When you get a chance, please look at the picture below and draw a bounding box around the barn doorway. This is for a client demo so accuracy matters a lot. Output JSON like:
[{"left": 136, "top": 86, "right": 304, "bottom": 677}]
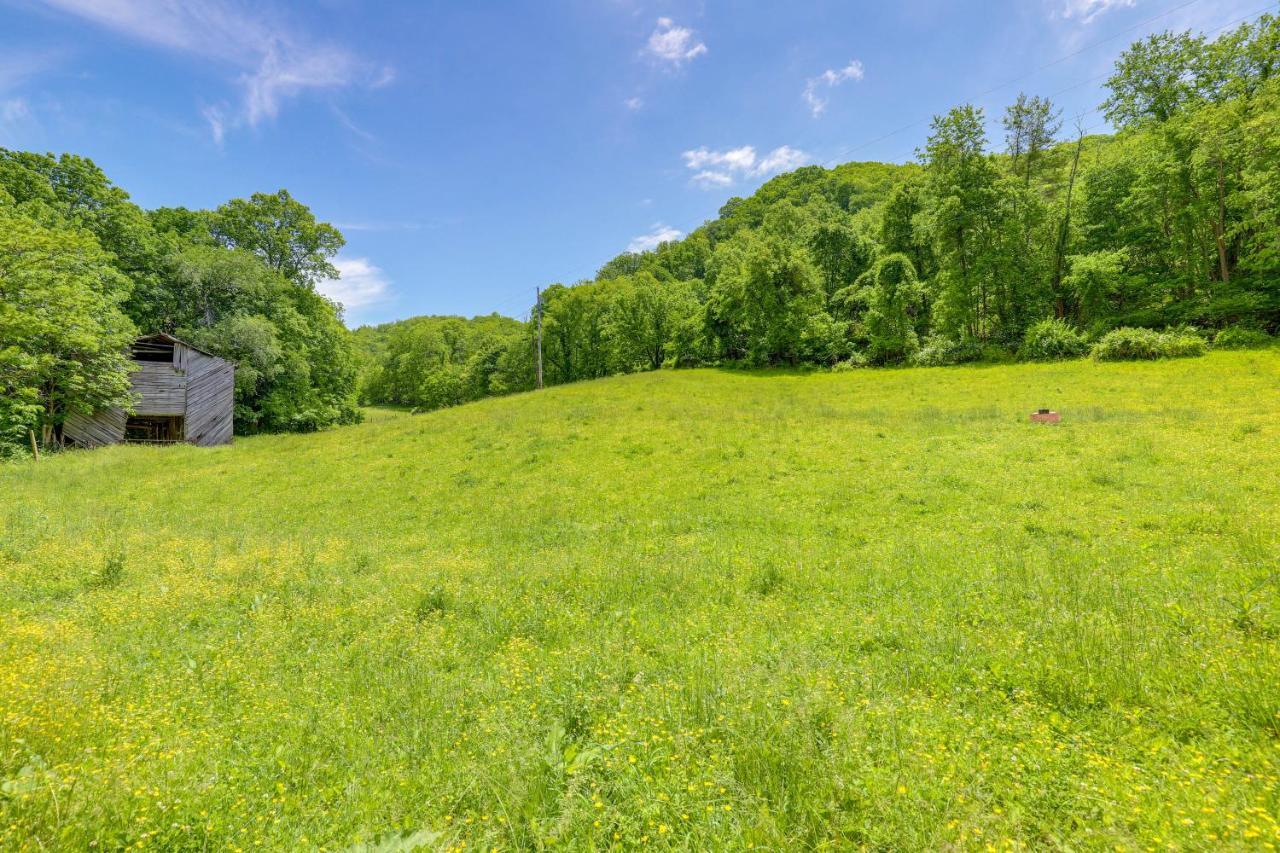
[{"left": 125, "top": 415, "right": 185, "bottom": 443}]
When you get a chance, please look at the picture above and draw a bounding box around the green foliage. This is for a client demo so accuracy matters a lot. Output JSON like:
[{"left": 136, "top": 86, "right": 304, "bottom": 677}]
[
  {"left": 352, "top": 16, "right": 1280, "bottom": 403},
  {"left": 8, "top": 15, "right": 1280, "bottom": 442},
  {"left": 909, "top": 334, "right": 982, "bottom": 367},
  {"left": 1018, "top": 318, "right": 1090, "bottom": 361},
  {"left": 864, "top": 254, "right": 924, "bottom": 363},
  {"left": 1213, "top": 326, "right": 1273, "bottom": 349},
  {"left": 0, "top": 197, "right": 136, "bottom": 452},
  {"left": 1091, "top": 326, "right": 1208, "bottom": 361},
  {"left": 211, "top": 189, "right": 345, "bottom": 285},
  {"left": 356, "top": 314, "right": 529, "bottom": 411},
  {"left": 0, "top": 151, "right": 360, "bottom": 441},
  {"left": 706, "top": 228, "right": 824, "bottom": 365},
  {"left": 1063, "top": 250, "right": 1128, "bottom": 328}
]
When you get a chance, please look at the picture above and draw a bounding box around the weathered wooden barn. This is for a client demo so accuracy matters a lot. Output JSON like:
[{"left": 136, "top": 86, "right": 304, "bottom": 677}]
[{"left": 64, "top": 334, "right": 235, "bottom": 448}]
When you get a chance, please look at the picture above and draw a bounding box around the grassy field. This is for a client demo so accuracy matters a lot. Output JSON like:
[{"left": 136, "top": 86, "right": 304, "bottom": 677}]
[{"left": 2, "top": 351, "right": 1279, "bottom": 850}]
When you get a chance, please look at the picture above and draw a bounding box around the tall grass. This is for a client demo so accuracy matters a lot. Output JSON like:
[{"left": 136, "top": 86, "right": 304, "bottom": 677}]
[{"left": 1, "top": 351, "right": 1278, "bottom": 848}]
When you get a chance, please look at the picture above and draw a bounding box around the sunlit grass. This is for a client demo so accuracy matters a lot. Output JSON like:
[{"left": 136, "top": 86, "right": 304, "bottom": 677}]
[{"left": 2, "top": 351, "right": 1279, "bottom": 849}]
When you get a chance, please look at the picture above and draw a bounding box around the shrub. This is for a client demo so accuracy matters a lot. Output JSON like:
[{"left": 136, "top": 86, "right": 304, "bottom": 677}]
[
  {"left": 830, "top": 352, "right": 869, "bottom": 372},
  {"left": 1160, "top": 332, "right": 1208, "bottom": 359},
  {"left": 1018, "top": 319, "right": 1090, "bottom": 361},
  {"left": 979, "top": 344, "right": 1017, "bottom": 363},
  {"left": 910, "top": 335, "right": 982, "bottom": 367},
  {"left": 1091, "top": 327, "right": 1207, "bottom": 361},
  {"left": 1214, "top": 326, "right": 1273, "bottom": 349}
]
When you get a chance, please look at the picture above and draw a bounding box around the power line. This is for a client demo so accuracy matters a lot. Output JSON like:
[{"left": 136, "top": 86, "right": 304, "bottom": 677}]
[
  {"left": 834, "top": 0, "right": 1272, "bottom": 160},
  {"left": 459, "top": 3, "right": 1278, "bottom": 324}
]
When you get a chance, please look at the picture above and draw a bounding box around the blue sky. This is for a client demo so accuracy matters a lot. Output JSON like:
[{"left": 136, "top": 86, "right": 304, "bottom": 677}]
[{"left": 0, "top": 0, "right": 1269, "bottom": 326}]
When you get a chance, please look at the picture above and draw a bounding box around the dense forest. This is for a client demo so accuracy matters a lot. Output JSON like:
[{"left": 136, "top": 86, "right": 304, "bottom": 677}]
[
  {"left": 4, "top": 17, "right": 1279, "bottom": 454},
  {"left": 356, "top": 16, "right": 1279, "bottom": 411}
]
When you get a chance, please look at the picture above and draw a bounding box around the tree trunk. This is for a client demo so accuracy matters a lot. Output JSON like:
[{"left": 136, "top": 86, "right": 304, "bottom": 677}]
[
  {"left": 1214, "top": 157, "right": 1230, "bottom": 284},
  {"left": 1052, "top": 130, "right": 1084, "bottom": 316}
]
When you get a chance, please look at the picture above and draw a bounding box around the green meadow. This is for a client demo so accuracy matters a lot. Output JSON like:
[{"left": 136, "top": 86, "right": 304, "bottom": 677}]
[{"left": 2, "top": 351, "right": 1279, "bottom": 850}]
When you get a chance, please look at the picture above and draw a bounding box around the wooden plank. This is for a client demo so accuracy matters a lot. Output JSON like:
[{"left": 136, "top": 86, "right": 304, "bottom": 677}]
[
  {"left": 64, "top": 408, "right": 126, "bottom": 448},
  {"left": 130, "top": 362, "right": 187, "bottom": 415},
  {"left": 185, "top": 364, "right": 235, "bottom": 446}
]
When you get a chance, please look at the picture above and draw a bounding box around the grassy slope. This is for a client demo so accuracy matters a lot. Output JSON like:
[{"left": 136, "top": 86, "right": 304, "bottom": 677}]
[{"left": 2, "top": 352, "right": 1279, "bottom": 849}]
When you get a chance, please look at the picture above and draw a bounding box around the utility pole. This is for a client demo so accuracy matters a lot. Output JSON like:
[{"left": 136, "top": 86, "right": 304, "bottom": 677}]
[{"left": 535, "top": 286, "right": 544, "bottom": 390}]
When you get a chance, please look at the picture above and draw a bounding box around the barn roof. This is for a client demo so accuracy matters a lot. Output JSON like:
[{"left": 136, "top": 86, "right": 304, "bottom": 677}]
[{"left": 134, "top": 332, "right": 223, "bottom": 361}]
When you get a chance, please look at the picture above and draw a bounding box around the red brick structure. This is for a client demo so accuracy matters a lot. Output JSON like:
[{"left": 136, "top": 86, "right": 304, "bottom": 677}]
[{"left": 1030, "top": 409, "right": 1061, "bottom": 423}]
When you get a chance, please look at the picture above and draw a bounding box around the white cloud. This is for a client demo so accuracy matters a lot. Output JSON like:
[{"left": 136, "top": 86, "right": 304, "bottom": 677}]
[
  {"left": 754, "top": 145, "right": 809, "bottom": 175},
  {"left": 201, "top": 104, "right": 226, "bottom": 145},
  {"left": 645, "top": 17, "right": 707, "bottom": 66},
  {"left": 316, "top": 256, "right": 392, "bottom": 314},
  {"left": 1058, "top": 0, "right": 1136, "bottom": 24},
  {"left": 624, "top": 96, "right": 644, "bottom": 111},
  {"left": 681, "top": 144, "right": 811, "bottom": 188},
  {"left": 1, "top": 98, "right": 30, "bottom": 123},
  {"left": 691, "top": 169, "right": 734, "bottom": 188},
  {"left": 626, "top": 223, "right": 684, "bottom": 254},
  {"left": 35, "top": 0, "right": 388, "bottom": 139},
  {"left": 802, "top": 59, "right": 864, "bottom": 117}
]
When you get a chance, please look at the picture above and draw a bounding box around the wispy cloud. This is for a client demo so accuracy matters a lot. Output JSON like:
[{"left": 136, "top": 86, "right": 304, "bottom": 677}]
[
  {"left": 802, "top": 60, "right": 864, "bottom": 117},
  {"left": 626, "top": 223, "right": 684, "bottom": 253},
  {"left": 645, "top": 17, "right": 707, "bottom": 67},
  {"left": 35, "top": 0, "right": 391, "bottom": 140},
  {"left": 316, "top": 256, "right": 393, "bottom": 316},
  {"left": 333, "top": 220, "right": 422, "bottom": 233},
  {"left": 0, "top": 48, "right": 64, "bottom": 93},
  {"left": 624, "top": 96, "right": 644, "bottom": 111},
  {"left": 1057, "top": 0, "right": 1136, "bottom": 24},
  {"left": 1, "top": 98, "right": 30, "bottom": 123},
  {"left": 0, "top": 97, "right": 32, "bottom": 142},
  {"left": 200, "top": 104, "right": 226, "bottom": 145},
  {"left": 682, "top": 144, "right": 810, "bottom": 188}
]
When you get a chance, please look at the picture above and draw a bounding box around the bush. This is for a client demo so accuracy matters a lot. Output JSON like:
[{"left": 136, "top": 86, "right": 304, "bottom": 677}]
[
  {"left": 1213, "top": 326, "right": 1273, "bottom": 349},
  {"left": 910, "top": 335, "right": 982, "bottom": 367},
  {"left": 830, "top": 352, "right": 869, "bottom": 372},
  {"left": 1160, "top": 332, "right": 1208, "bottom": 359},
  {"left": 1018, "top": 319, "right": 1090, "bottom": 361},
  {"left": 1091, "top": 327, "right": 1207, "bottom": 361}
]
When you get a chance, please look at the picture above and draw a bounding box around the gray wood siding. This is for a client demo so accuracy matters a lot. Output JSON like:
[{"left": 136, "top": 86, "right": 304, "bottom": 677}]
[
  {"left": 130, "top": 361, "right": 187, "bottom": 416},
  {"left": 70, "top": 336, "right": 234, "bottom": 448},
  {"left": 185, "top": 363, "right": 235, "bottom": 446},
  {"left": 64, "top": 408, "right": 126, "bottom": 448}
]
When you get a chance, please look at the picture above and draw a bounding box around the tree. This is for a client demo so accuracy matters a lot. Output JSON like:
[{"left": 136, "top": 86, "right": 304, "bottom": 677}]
[
  {"left": 864, "top": 254, "right": 924, "bottom": 363},
  {"left": 212, "top": 189, "right": 345, "bottom": 285},
  {"left": 1103, "top": 31, "right": 1206, "bottom": 128},
  {"left": 705, "top": 229, "right": 824, "bottom": 364},
  {"left": 807, "top": 216, "right": 875, "bottom": 296},
  {"left": 1003, "top": 93, "right": 1062, "bottom": 183},
  {"left": 167, "top": 245, "right": 360, "bottom": 432},
  {"left": 1063, "top": 250, "right": 1128, "bottom": 328},
  {"left": 878, "top": 177, "right": 935, "bottom": 280},
  {"left": 0, "top": 202, "right": 136, "bottom": 449},
  {"left": 605, "top": 273, "right": 701, "bottom": 371}
]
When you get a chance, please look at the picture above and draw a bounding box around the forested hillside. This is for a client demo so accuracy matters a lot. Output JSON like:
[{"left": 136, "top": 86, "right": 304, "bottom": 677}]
[
  {"left": 0, "top": 156, "right": 360, "bottom": 456},
  {"left": 359, "top": 16, "right": 1279, "bottom": 412}
]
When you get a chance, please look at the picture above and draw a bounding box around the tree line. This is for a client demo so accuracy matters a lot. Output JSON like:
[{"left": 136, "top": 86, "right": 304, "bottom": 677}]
[
  {"left": 1, "top": 153, "right": 360, "bottom": 455},
  {"left": 358, "top": 16, "right": 1279, "bottom": 414},
  {"left": 5, "top": 17, "right": 1279, "bottom": 452}
]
